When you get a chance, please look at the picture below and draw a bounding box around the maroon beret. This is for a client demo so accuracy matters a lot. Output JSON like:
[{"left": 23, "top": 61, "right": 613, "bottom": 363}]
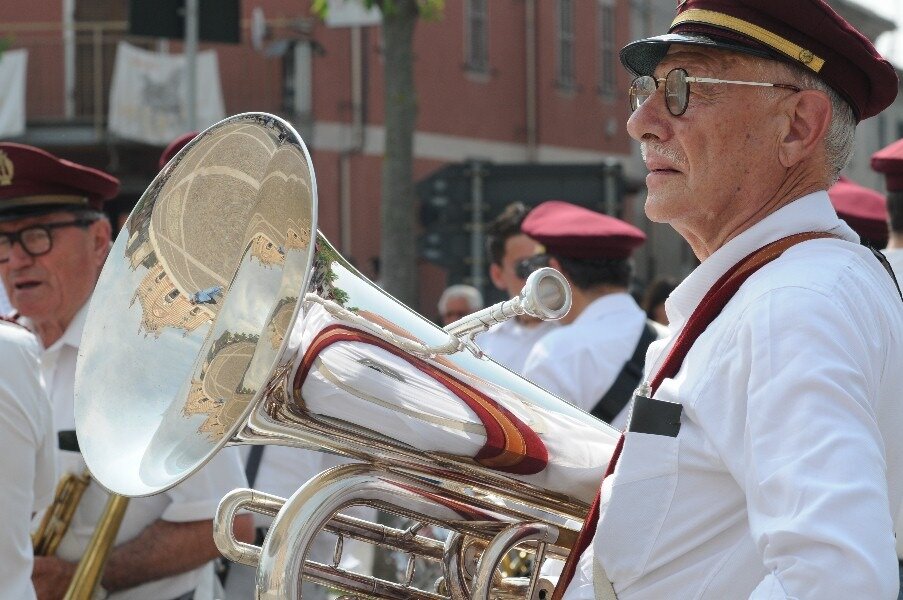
[
  {"left": 0, "top": 143, "right": 119, "bottom": 221},
  {"left": 521, "top": 201, "right": 646, "bottom": 260},
  {"left": 871, "top": 138, "right": 903, "bottom": 193},
  {"left": 159, "top": 131, "right": 199, "bottom": 170},
  {"left": 828, "top": 176, "right": 888, "bottom": 246},
  {"left": 620, "top": 0, "right": 899, "bottom": 122}
]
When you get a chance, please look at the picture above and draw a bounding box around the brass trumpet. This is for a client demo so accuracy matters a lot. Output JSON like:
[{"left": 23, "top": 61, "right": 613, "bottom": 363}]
[{"left": 74, "top": 113, "right": 618, "bottom": 599}]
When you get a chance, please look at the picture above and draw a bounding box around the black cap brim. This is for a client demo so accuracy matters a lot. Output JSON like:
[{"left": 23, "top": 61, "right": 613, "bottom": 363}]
[{"left": 620, "top": 33, "right": 777, "bottom": 77}]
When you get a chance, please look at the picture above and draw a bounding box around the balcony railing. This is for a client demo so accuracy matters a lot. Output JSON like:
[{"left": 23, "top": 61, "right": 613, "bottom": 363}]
[{"left": 1, "top": 18, "right": 307, "bottom": 137}]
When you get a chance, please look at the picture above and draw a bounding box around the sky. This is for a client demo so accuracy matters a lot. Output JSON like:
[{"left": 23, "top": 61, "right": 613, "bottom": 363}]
[{"left": 850, "top": 0, "right": 903, "bottom": 68}]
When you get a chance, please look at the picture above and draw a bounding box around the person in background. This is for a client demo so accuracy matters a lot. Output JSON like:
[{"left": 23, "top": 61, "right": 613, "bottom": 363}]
[
  {"left": 437, "top": 284, "right": 483, "bottom": 326},
  {"left": 556, "top": 1, "right": 903, "bottom": 598},
  {"left": 477, "top": 202, "right": 556, "bottom": 373},
  {"left": 869, "top": 137, "right": 903, "bottom": 600},
  {"left": 0, "top": 316, "right": 55, "bottom": 600},
  {"left": 640, "top": 276, "right": 676, "bottom": 326},
  {"left": 872, "top": 138, "right": 903, "bottom": 276},
  {"left": 828, "top": 176, "right": 889, "bottom": 248},
  {"left": 521, "top": 201, "right": 662, "bottom": 428},
  {"left": 0, "top": 143, "right": 253, "bottom": 600}
]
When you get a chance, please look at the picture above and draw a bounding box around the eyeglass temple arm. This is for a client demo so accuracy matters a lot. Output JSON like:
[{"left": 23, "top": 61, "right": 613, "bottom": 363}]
[{"left": 687, "top": 77, "right": 800, "bottom": 91}]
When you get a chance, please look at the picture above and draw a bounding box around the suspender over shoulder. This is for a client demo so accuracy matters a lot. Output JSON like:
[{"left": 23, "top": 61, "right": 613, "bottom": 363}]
[{"left": 590, "top": 320, "right": 659, "bottom": 423}]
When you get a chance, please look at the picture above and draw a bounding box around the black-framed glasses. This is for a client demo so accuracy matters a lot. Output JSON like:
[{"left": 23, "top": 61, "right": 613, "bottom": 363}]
[
  {"left": 0, "top": 218, "right": 98, "bottom": 263},
  {"left": 515, "top": 254, "right": 550, "bottom": 280},
  {"left": 629, "top": 67, "right": 801, "bottom": 116}
]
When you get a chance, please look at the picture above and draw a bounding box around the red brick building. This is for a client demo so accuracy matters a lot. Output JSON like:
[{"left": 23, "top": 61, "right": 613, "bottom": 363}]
[{"left": 2, "top": 0, "right": 637, "bottom": 317}]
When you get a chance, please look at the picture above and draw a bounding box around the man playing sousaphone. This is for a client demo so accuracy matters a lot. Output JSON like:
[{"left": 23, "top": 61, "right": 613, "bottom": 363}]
[
  {"left": 0, "top": 143, "right": 253, "bottom": 600},
  {"left": 555, "top": 1, "right": 903, "bottom": 598}
]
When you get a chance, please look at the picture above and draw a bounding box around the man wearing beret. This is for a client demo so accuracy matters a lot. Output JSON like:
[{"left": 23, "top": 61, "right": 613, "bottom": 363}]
[
  {"left": 828, "top": 176, "right": 889, "bottom": 249},
  {"left": 0, "top": 143, "right": 253, "bottom": 600},
  {"left": 520, "top": 200, "right": 661, "bottom": 429},
  {"left": 872, "top": 138, "right": 903, "bottom": 278},
  {"left": 478, "top": 202, "right": 557, "bottom": 374},
  {"left": 553, "top": 2, "right": 903, "bottom": 599}
]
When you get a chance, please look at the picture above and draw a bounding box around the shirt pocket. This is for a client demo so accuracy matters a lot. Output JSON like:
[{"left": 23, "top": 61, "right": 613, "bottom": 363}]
[{"left": 593, "top": 431, "right": 680, "bottom": 588}]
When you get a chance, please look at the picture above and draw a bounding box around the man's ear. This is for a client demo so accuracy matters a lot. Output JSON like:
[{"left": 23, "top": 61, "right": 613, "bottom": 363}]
[
  {"left": 489, "top": 262, "right": 505, "bottom": 291},
  {"left": 778, "top": 89, "right": 832, "bottom": 169},
  {"left": 91, "top": 218, "right": 113, "bottom": 264}
]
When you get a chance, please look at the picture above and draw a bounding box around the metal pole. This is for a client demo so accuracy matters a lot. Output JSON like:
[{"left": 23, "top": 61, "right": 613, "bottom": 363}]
[
  {"left": 185, "top": 0, "right": 199, "bottom": 130},
  {"left": 469, "top": 161, "right": 485, "bottom": 290}
]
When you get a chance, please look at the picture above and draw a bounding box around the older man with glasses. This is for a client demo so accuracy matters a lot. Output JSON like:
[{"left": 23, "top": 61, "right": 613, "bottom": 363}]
[
  {"left": 552, "top": 2, "right": 903, "bottom": 600},
  {"left": 0, "top": 143, "right": 253, "bottom": 600}
]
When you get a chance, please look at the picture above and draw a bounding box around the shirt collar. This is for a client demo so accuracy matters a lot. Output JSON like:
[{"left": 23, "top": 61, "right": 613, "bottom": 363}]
[
  {"left": 44, "top": 301, "right": 90, "bottom": 354},
  {"left": 665, "top": 191, "right": 857, "bottom": 325},
  {"left": 573, "top": 291, "right": 640, "bottom": 325}
]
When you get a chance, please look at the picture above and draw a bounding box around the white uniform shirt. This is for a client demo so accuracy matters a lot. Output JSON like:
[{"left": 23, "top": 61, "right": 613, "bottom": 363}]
[
  {"left": 883, "top": 246, "right": 903, "bottom": 561},
  {"left": 522, "top": 293, "right": 648, "bottom": 428},
  {"left": 0, "top": 322, "right": 55, "bottom": 600},
  {"left": 476, "top": 318, "right": 556, "bottom": 374},
  {"left": 35, "top": 303, "right": 249, "bottom": 600},
  {"left": 565, "top": 192, "right": 903, "bottom": 600}
]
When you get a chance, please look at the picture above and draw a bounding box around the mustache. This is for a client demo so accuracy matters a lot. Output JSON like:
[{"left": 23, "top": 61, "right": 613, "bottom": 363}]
[{"left": 641, "top": 142, "right": 688, "bottom": 170}]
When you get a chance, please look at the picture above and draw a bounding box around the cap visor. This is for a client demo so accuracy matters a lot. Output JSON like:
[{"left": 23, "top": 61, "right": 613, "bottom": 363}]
[{"left": 620, "top": 32, "right": 775, "bottom": 76}]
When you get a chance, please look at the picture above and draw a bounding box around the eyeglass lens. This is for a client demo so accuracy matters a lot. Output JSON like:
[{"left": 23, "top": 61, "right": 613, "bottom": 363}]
[
  {"left": 0, "top": 220, "right": 94, "bottom": 262},
  {"left": 0, "top": 227, "right": 53, "bottom": 261},
  {"left": 629, "top": 68, "right": 690, "bottom": 116}
]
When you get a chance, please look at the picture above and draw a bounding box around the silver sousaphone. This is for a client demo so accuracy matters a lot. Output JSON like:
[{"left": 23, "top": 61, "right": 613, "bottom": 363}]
[{"left": 75, "top": 113, "right": 619, "bottom": 599}]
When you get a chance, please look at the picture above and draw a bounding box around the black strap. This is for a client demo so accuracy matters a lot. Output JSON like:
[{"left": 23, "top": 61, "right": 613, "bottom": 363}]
[
  {"left": 868, "top": 244, "right": 903, "bottom": 302},
  {"left": 245, "top": 445, "right": 265, "bottom": 488},
  {"left": 590, "top": 320, "right": 658, "bottom": 423}
]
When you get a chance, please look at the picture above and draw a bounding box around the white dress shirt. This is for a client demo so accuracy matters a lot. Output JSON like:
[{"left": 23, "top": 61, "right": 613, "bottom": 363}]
[
  {"left": 34, "top": 302, "right": 249, "bottom": 600},
  {"left": 522, "top": 292, "right": 648, "bottom": 429},
  {"left": 476, "top": 318, "right": 556, "bottom": 374},
  {"left": 0, "top": 322, "right": 56, "bottom": 600},
  {"left": 564, "top": 192, "right": 903, "bottom": 600}
]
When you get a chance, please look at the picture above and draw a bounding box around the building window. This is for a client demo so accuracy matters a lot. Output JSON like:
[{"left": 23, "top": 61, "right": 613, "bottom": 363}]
[
  {"left": 557, "top": 0, "right": 576, "bottom": 90},
  {"left": 597, "top": 0, "right": 616, "bottom": 98},
  {"left": 465, "top": 0, "right": 489, "bottom": 73}
]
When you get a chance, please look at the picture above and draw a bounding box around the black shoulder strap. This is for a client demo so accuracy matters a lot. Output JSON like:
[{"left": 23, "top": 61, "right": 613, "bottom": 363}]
[
  {"left": 245, "top": 445, "right": 265, "bottom": 488},
  {"left": 590, "top": 320, "right": 659, "bottom": 423},
  {"left": 866, "top": 243, "right": 903, "bottom": 302}
]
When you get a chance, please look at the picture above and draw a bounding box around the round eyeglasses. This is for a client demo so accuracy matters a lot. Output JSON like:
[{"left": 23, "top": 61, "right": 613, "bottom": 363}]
[
  {"left": 629, "top": 67, "right": 802, "bottom": 116},
  {"left": 0, "top": 218, "right": 98, "bottom": 263}
]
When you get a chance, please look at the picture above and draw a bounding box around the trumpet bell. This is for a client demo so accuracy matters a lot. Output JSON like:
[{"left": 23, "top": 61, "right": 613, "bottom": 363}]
[
  {"left": 76, "top": 113, "right": 318, "bottom": 495},
  {"left": 76, "top": 112, "right": 618, "bottom": 511}
]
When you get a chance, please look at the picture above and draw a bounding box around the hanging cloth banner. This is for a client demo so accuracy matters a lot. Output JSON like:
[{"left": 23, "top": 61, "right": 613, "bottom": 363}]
[
  {"left": 108, "top": 41, "right": 225, "bottom": 145},
  {"left": 0, "top": 49, "right": 27, "bottom": 138}
]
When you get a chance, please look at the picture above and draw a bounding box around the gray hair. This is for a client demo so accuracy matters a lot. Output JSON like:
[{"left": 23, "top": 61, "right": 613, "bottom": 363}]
[
  {"left": 438, "top": 284, "right": 484, "bottom": 315},
  {"left": 763, "top": 59, "right": 857, "bottom": 181}
]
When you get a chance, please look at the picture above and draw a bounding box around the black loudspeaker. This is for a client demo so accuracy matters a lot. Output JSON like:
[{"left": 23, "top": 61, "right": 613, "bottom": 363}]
[{"left": 128, "top": 0, "right": 241, "bottom": 44}]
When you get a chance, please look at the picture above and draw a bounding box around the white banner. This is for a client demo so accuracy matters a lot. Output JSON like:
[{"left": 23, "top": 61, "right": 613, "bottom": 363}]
[
  {"left": 108, "top": 42, "right": 225, "bottom": 145},
  {"left": 0, "top": 49, "right": 27, "bottom": 138}
]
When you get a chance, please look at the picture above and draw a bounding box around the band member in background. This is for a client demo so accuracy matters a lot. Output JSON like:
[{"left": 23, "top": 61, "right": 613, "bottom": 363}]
[
  {"left": 871, "top": 138, "right": 903, "bottom": 599},
  {"left": 827, "top": 176, "right": 889, "bottom": 248},
  {"left": 437, "top": 284, "right": 483, "bottom": 326},
  {"left": 872, "top": 139, "right": 903, "bottom": 277},
  {"left": 477, "top": 202, "right": 556, "bottom": 373},
  {"left": 0, "top": 317, "right": 55, "bottom": 600},
  {"left": 520, "top": 201, "right": 661, "bottom": 428},
  {"left": 556, "top": 1, "right": 903, "bottom": 598},
  {"left": 0, "top": 143, "right": 253, "bottom": 600}
]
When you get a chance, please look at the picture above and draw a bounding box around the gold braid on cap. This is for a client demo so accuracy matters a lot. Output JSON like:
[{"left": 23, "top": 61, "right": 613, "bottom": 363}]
[
  {"left": 3, "top": 194, "right": 90, "bottom": 208},
  {"left": 671, "top": 9, "right": 825, "bottom": 72}
]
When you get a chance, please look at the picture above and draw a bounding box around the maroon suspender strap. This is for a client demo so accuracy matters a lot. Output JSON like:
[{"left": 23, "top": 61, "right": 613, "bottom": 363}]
[{"left": 551, "top": 232, "right": 836, "bottom": 600}]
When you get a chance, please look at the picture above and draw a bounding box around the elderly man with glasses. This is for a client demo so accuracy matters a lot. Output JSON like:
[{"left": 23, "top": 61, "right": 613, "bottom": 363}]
[
  {"left": 552, "top": 2, "right": 903, "bottom": 600},
  {"left": 0, "top": 143, "right": 253, "bottom": 600}
]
